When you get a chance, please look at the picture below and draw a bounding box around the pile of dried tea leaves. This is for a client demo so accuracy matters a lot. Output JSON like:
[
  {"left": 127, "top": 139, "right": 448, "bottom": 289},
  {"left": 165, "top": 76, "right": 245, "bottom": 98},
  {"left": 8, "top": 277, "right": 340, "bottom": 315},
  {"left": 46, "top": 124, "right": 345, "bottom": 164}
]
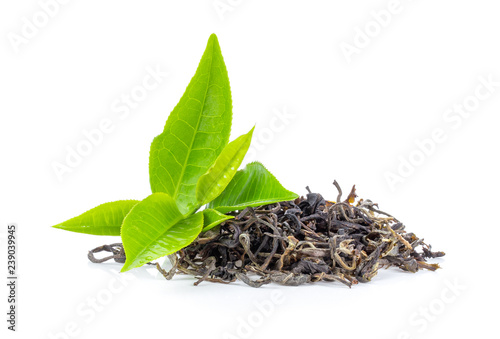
[{"left": 89, "top": 182, "right": 444, "bottom": 287}]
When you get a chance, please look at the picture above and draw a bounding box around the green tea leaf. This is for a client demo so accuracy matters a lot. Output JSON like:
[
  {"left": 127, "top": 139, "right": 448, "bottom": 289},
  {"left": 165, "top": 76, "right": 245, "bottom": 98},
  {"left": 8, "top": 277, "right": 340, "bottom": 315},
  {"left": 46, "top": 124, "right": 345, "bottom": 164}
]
[
  {"left": 51, "top": 200, "right": 139, "bottom": 236},
  {"left": 149, "top": 34, "right": 232, "bottom": 214},
  {"left": 196, "top": 127, "right": 254, "bottom": 205},
  {"left": 208, "top": 162, "right": 298, "bottom": 213},
  {"left": 202, "top": 208, "right": 234, "bottom": 232},
  {"left": 121, "top": 193, "right": 203, "bottom": 272}
]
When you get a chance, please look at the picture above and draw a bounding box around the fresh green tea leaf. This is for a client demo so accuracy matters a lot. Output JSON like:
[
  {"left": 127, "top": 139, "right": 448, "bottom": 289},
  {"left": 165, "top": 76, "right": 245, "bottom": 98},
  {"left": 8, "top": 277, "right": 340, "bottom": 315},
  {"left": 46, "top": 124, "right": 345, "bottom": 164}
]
[
  {"left": 121, "top": 193, "right": 203, "bottom": 272},
  {"left": 51, "top": 200, "right": 139, "bottom": 236},
  {"left": 196, "top": 127, "right": 254, "bottom": 206},
  {"left": 149, "top": 34, "right": 232, "bottom": 214},
  {"left": 52, "top": 35, "right": 300, "bottom": 275},
  {"left": 208, "top": 162, "right": 298, "bottom": 213},
  {"left": 202, "top": 208, "right": 234, "bottom": 232}
]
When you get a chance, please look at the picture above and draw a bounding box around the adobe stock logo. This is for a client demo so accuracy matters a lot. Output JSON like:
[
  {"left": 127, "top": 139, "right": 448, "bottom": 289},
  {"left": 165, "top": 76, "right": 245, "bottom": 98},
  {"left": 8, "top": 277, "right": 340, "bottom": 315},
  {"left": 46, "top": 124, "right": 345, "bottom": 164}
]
[
  {"left": 245, "top": 106, "right": 296, "bottom": 162},
  {"left": 339, "top": 0, "right": 411, "bottom": 63},
  {"left": 222, "top": 290, "right": 285, "bottom": 339},
  {"left": 212, "top": 0, "right": 245, "bottom": 21},
  {"left": 7, "top": 0, "right": 72, "bottom": 54},
  {"left": 392, "top": 278, "right": 467, "bottom": 339},
  {"left": 384, "top": 74, "right": 499, "bottom": 191},
  {"left": 46, "top": 269, "right": 137, "bottom": 339},
  {"left": 51, "top": 65, "right": 169, "bottom": 182}
]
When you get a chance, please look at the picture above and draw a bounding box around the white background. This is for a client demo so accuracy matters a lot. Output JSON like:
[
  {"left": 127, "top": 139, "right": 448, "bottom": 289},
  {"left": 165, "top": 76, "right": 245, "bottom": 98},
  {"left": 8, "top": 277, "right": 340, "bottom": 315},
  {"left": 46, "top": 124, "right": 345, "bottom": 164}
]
[{"left": 1, "top": 1, "right": 498, "bottom": 338}]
